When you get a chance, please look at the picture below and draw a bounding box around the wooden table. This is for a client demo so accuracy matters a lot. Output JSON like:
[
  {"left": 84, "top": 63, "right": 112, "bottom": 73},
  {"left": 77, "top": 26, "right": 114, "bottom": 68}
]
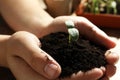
[{"left": 0, "top": 16, "right": 120, "bottom": 80}]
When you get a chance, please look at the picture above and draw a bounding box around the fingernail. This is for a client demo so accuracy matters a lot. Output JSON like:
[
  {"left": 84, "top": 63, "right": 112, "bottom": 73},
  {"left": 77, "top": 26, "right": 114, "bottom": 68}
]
[
  {"left": 105, "top": 50, "right": 119, "bottom": 62},
  {"left": 105, "top": 50, "right": 111, "bottom": 56},
  {"left": 105, "top": 50, "right": 118, "bottom": 56},
  {"left": 44, "top": 63, "right": 58, "bottom": 78}
]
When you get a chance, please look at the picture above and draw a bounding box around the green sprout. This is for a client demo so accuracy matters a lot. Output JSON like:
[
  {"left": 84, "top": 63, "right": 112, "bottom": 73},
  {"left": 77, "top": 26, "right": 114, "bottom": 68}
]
[{"left": 65, "top": 20, "right": 79, "bottom": 43}]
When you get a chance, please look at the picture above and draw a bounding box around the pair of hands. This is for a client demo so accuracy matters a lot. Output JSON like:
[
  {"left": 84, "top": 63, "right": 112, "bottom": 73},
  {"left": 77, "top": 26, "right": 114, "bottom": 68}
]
[{"left": 5, "top": 16, "right": 119, "bottom": 80}]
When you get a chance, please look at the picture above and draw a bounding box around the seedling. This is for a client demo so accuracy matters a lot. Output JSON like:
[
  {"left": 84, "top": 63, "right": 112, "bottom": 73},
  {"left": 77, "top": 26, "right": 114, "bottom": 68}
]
[{"left": 65, "top": 20, "right": 79, "bottom": 43}]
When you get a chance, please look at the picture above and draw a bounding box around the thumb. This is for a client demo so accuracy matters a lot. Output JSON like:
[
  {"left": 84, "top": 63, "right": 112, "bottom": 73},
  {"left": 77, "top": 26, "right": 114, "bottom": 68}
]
[
  {"left": 32, "top": 37, "right": 61, "bottom": 79},
  {"left": 22, "top": 42, "right": 61, "bottom": 80},
  {"left": 30, "top": 48, "right": 62, "bottom": 79}
]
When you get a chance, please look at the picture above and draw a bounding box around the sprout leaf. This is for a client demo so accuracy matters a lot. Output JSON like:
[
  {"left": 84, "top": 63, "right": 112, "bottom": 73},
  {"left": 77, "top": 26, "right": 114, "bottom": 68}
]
[{"left": 65, "top": 20, "right": 79, "bottom": 43}]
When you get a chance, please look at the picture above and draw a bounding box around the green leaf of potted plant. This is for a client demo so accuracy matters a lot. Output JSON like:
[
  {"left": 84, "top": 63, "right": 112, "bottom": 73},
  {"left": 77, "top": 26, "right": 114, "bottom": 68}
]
[{"left": 76, "top": 0, "right": 120, "bottom": 28}]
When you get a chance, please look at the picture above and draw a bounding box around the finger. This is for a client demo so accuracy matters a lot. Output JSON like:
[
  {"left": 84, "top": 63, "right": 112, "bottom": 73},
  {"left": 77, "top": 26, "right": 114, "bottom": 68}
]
[
  {"left": 100, "top": 65, "right": 116, "bottom": 80},
  {"left": 8, "top": 56, "right": 47, "bottom": 80},
  {"left": 28, "top": 48, "right": 61, "bottom": 80},
  {"left": 20, "top": 41, "right": 61, "bottom": 79},
  {"left": 75, "top": 17, "right": 116, "bottom": 48},
  {"left": 105, "top": 41, "right": 120, "bottom": 64},
  {"left": 61, "top": 68, "right": 104, "bottom": 80},
  {"left": 105, "top": 65, "right": 116, "bottom": 77},
  {"left": 105, "top": 50, "right": 119, "bottom": 64}
]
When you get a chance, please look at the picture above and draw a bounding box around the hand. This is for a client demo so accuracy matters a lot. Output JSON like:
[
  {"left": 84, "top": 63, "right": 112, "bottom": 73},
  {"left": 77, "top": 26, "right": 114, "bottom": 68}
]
[
  {"left": 46, "top": 16, "right": 119, "bottom": 80},
  {"left": 5, "top": 31, "right": 61, "bottom": 80}
]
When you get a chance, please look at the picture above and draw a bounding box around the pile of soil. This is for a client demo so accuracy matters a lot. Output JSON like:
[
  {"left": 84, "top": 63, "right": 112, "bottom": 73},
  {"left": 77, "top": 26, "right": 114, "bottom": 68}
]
[{"left": 40, "top": 32, "right": 107, "bottom": 78}]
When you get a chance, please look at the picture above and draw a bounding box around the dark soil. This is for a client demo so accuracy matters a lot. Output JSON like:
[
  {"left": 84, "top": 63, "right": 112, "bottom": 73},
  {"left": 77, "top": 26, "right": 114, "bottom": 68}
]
[
  {"left": 40, "top": 32, "right": 107, "bottom": 78},
  {"left": 0, "top": 67, "right": 16, "bottom": 80}
]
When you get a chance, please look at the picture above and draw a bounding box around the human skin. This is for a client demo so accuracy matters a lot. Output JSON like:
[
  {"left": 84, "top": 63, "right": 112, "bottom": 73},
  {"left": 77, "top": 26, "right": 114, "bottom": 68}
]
[
  {"left": 0, "top": 31, "right": 118, "bottom": 80},
  {"left": 0, "top": 0, "right": 119, "bottom": 80}
]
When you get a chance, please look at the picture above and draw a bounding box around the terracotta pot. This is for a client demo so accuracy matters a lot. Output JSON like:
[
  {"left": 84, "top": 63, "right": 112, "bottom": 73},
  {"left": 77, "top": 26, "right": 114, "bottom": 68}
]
[
  {"left": 75, "top": 0, "right": 120, "bottom": 28},
  {"left": 76, "top": 13, "right": 120, "bottom": 28}
]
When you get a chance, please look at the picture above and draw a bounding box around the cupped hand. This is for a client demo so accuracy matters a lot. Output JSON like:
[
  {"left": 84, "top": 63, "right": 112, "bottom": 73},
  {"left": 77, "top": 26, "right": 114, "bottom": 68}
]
[
  {"left": 5, "top": 31, "right": 61, "bottom": 80},
  {"left": 46, "top": 16, "right": 119, "bottom": 80}
]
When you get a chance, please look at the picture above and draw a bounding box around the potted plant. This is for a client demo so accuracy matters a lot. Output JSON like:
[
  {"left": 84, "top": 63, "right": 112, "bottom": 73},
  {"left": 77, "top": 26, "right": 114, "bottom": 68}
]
[
  {"left": 40, "top": 21, "right": 107, "bottom": 78},
  {"left": 76, "top": 0, "right": 120, "bottom": 28}
]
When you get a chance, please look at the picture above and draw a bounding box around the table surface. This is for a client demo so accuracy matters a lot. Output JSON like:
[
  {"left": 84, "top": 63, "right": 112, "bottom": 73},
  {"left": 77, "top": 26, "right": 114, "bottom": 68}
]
[{"left": 0, "top": 16, "right": 120, "bottom": 80}]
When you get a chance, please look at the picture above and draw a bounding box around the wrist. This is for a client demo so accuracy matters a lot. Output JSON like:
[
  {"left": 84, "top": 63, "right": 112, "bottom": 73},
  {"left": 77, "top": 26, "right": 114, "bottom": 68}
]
[{"left": 0, "top": 35, "right": 11, "bottom": 67}]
